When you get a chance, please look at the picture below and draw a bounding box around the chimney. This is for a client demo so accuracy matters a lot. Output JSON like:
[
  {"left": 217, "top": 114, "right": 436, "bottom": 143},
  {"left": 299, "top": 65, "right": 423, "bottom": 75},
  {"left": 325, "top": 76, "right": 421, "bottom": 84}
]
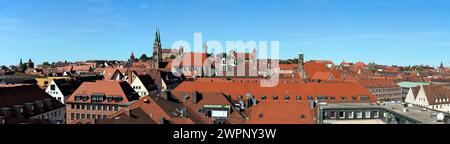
[
  {"left": 1, "top": 107, "right": 12, "bottom": 118},
  {"left": 13, "top": 105, "right": 24, "bottom": 116},
  {"left": 298, "top": 52, "right": 307, "bottom": 80},
  {"left": 35, "top": 101, "right": 44, "bottom": 110}
]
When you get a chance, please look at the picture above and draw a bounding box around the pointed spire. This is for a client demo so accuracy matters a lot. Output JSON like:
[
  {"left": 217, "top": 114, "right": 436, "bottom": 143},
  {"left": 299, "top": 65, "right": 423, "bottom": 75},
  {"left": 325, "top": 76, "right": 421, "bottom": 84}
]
[
  {"left": 19, "top": 59, "right": 23, "bottom": 65},
  {"left": 158, "top": 27, "right": 161, "bottom": 43},
  {"left": 440, "top": 61, "right": 445, "bottom": 69},
  {"left": 154, "top": 27, "right": 159, "bottom": 44}
]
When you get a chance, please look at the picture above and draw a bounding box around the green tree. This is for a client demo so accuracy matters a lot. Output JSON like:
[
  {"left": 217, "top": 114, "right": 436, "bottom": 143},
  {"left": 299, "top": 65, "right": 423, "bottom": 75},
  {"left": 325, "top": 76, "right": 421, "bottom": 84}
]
[
  {"left": 170, "top": 55, "right": 176, "bottom": 59},
  {"left": 140, "top": 54, "right": 150, "bottom": 61},
  {"left": 42, "top": 62, "right": 50, "bottom": 66}
]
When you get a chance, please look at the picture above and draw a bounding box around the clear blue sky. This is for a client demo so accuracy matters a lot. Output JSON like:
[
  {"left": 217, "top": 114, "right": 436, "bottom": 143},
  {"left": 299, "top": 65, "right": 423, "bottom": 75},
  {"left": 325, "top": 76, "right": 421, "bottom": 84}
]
[{"left": 1, "top": 0, "right": 450, "bottom": 67}]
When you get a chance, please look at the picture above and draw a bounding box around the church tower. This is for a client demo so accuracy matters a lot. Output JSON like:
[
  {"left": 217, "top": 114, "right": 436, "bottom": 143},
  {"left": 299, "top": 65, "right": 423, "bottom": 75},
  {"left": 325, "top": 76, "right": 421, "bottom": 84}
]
[
  {"left": 130, "top": 52, "right": 135, "bottom": 63},
  {"left": 298, "top": 52, "right": 307, "bottom": 80},
  {"left": 153, "top": 28, "right": 162, "bottom": 69}
]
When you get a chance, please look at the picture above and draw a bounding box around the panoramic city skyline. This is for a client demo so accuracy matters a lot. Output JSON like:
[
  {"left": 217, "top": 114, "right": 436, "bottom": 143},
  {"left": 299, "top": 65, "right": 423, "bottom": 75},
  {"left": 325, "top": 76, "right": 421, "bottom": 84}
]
[{"left": 1, "top": 0, "right": 450, "bottom": 66}]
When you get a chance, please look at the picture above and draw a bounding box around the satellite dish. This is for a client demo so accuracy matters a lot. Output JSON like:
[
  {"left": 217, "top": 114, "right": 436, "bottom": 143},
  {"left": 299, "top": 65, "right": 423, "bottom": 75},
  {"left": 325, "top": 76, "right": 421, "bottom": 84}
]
[{"left": 437, "top": 113, "right": 445, "bottom": 121}]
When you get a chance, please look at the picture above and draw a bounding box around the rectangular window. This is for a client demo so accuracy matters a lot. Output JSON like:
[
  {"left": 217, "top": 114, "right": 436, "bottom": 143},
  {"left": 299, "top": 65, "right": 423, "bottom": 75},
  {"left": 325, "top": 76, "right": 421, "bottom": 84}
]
[
  {"left": 356, "top": 111, "right": 363, "bottom": 118},
  {"left": 87, "top": 105, "right": 91, "bottom": 110},
  {"left": 71, "top": 104, "right": 75, "bottom": 109},
  {"left": 76, "top": 113, "right": 80, "bottom": 120},
  {"left": 330, "top": 111, "right": 336, "bottom": 118},
  {"left": 341, "top": 96, "right": 347, "bottom": 101},
  {"left": 71, "top": 113, "right": 74, "bottom": 120},
  {"left": 364, "top": 111, "right": 371, "bottom": 118},
  {"left": 103, "top": 105, "right": 107, "bottom": 111},
  {"left": 81, "top": 105, "right": 85, "bottom": 110},
  {"left": 50, "top": 84, "right": 56, "bottom": 91},
  {"left": 97, "top": 105, "right": 101, "bottom": 111},
  {"left": 76, "top": 105, "right": 80, "bottom": 109},
  {"left": 348, "top": 111, "right": 354, "bottom": 119},
  {"left": 114, "top": 106, "right": 119, "bottom": 111},
  {"left": 81, "top": 114, "right": 85, "bottom": 119},
  {"left": 339, "top": 111, "right": 345, "bottom": 119},
  {"left": 98, "top": 115, "right": 102, "bottom": 119},
  {"left": 108, "top": 106, "right": 113, "bottom": 111},
  {"left": 360, "top": 96, "right": 370, "bottom": 101},
  {"left": 373, "top": 111, "right": 379, "bottom": 118},
  {"left": 87, "top": 114, "right": 91, "bottom": 119},
  {"left": 92, "top": 115, "right": 97, "bottom": 119}
]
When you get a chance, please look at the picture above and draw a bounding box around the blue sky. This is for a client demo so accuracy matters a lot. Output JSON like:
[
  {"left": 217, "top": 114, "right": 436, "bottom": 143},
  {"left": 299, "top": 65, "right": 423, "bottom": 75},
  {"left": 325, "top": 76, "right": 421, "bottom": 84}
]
[{"left": 1, "top": 0, "right": 450, "bottom": 67}]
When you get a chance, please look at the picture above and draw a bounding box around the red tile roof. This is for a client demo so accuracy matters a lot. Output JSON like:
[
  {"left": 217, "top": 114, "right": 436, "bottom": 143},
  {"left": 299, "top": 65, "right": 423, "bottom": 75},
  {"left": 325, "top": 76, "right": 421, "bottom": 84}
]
[
  {"left": 311, "top": 72, "right": 334, "bottom": 81},
  {"left": 173, "top": 78, "right": 377, "bottom": 103},
  {"left": 358, "top": 79, "right": 400, "bottom": 88},
  {"left": 421, "top": 85, "right": 450, "bottom": 105},
  {"left": 66, "top": 81, "right": 139, "bottom": 105},
  {"left": 102, "top": 96, "right": 196, "bottom": 124},
  {"left": 245, "top": 101, "right": 315, "bottom": 124}
]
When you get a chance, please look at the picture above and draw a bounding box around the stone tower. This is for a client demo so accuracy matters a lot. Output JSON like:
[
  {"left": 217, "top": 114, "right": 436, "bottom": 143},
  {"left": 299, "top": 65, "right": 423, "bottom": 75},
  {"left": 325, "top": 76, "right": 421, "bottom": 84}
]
[
  {"left": 153, "top": 28, "right": 162, "bottom": 69},
  {"left": 298, "top": 52, "right": 307, "bottom": 80}
]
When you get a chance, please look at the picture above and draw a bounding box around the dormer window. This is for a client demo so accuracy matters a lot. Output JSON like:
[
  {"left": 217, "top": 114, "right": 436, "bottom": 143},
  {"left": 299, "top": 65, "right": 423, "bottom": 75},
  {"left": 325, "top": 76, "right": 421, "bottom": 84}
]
[
  {"left": 342, "top": 96, "right": 347, "bottom": 101},
  {"left": 285, "top": 96, "right": 290, "bottom": 101},
  {"left": 259, "top": 113, "right": 264, "bottom": 118},
  {"left": 114, "top": 97, "right": 123, "bottom": 103},
  {"left": 272, "top": 96, "right": 279, "bottom": 100},
  {"left": 330, "top": 96, "right": 335, "bottom": 101},
  {"left": 352, "top": 96, "right": 357, "bottom": 101},
  {"left": 183, "top": 93, "right": 189, "bottom": 100},
  {"left": 296, "top": 96, "right": 301, "bottom": 101},
  {"left": 107, "top": 96, "right": 114, "bottom": 102},
  {"left": 82, "top": 96, "right": 89, "bottom": 101},
  {"left": 74, "top": 96, "right": 82, "bottom": 101},
  {"left": 91, "top": 94, "right": 106, "bottom": 103},
  {"left": 300, "top": 114, "right": 305, "bottom": 119},
  {"left": 261, "top": 96, "right": 267, "bottom": 100}
]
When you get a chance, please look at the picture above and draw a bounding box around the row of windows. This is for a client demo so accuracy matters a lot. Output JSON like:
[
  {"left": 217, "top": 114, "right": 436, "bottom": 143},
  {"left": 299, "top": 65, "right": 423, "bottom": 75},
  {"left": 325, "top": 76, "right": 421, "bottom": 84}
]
[
  {"left": 70, "top": 104, "right": 119, "bottom": 111},
  {"left": 258, "top": 95, "right": 370, "bottom": 101},
  {"left": 74, "top": 95, "right": 123, "bottom": 103},
  {"left": 327, "top": 110, "right": 379, "bottom": 119},
  {"left": 371, "top": 88, "right": 401, "bottom": 93},
  {"left": 34, "top": 109, "right": 63, "bottom": 120},
  {"left": 258, "top": 113, "right": 307, "bottom": 119},
  {"left": 70, "top": 113, "right": 108, "bottom": 120},
  {"left": 48, "top": 91, "right": 59, "bottom": 95},
  {"left": 133, "top": 86, "right": 142, "bottom": 90}
]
